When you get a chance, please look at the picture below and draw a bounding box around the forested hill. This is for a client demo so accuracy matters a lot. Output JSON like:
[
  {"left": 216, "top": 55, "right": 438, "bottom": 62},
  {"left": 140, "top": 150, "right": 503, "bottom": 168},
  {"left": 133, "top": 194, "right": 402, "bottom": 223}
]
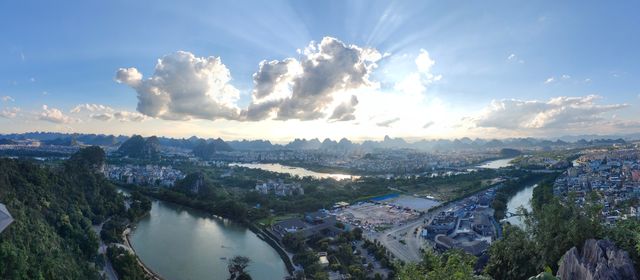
[{"left": 0, "top": 147, "right": 126, "bottom": 279}]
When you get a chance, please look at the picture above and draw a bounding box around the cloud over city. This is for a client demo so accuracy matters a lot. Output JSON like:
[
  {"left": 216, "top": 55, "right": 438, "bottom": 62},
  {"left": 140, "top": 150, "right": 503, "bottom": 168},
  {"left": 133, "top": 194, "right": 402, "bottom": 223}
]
[
  {"left": 117, "top": 37, "right": 382, "bottom": 123},
  {"left": 39, "top": 105, "right": 76, "bottom": 124},
  {"left": 471, "top": 95, "right": 628, "bottom": 131},
  {"left": 70, "top": 103, "right": 147, "bottom": 122}
]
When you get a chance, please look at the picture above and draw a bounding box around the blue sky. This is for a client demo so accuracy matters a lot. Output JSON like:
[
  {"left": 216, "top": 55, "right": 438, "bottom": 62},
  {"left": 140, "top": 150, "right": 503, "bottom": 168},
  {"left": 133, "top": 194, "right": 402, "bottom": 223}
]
[{"left": 1, "top": 0, "right": 639, "bottom": 141}]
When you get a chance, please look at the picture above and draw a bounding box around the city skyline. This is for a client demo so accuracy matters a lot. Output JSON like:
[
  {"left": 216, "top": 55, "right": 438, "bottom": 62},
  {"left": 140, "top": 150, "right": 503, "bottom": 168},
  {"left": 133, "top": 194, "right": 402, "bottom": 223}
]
[{"left": 1, "top": 1, "right": 639, "bottom": 141}]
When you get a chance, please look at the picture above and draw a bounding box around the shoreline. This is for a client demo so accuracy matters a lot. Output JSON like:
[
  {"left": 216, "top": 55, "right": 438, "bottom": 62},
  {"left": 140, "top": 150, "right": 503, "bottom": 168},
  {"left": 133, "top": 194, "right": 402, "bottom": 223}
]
[
  {"left": 121, "top": 227, "right": 165, "bottom": 280},
  {"left": 245, "top": 222, "right": 296, "bottom": 275},
  {"left": 117, "top": 187, "right": 293, "bottom": 279}
]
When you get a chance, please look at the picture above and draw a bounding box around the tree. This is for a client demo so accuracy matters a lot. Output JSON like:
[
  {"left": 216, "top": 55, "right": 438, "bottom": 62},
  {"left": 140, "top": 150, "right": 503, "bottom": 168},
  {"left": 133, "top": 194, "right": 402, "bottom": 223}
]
[
  {"left": 228, "top": 256, "right": 252, "bottom": 280},
  {"left": 607, "top": 219, "right": 640, "bottom": 271},
  {"left": 397, "top": 249, "right": 477, "bottom": 280},
  {"left": 485, "top": 224, "right": 541, "bottom": 280}
]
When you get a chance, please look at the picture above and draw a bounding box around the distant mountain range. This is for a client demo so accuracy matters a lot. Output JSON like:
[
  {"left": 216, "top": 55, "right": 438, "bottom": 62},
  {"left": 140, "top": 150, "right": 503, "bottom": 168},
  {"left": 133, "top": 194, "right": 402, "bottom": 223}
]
[{"left": 0, "top": 132, "right": 638, "bottom": 153}]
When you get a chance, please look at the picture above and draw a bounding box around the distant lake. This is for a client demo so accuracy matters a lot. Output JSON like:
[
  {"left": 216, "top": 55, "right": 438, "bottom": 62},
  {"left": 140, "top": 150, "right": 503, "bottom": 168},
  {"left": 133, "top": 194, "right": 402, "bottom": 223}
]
[
  {"left": 230, "top": 162, "right": 358, "bottom": 180},
  {"left": 477, "top": 157, "right": 517, "bottom": 169},
  {"left": 129, "top": 200, "right": 288, "bottom": 280},
  {"left": 504, "top": 184, "right": 537, "bottom": 228}
]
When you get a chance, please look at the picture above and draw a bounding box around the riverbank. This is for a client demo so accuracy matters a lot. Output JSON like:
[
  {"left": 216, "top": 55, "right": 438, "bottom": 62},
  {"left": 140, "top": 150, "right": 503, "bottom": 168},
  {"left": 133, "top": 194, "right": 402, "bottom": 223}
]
[
  {"left": 245, "top": 223, "right": 296, "bottom": 275},
  {"left": 117, "top": 186, "right": 291, "bottom": 279},
  {"left": 121, "top": 227, "right": 165, "bottom": 280}
]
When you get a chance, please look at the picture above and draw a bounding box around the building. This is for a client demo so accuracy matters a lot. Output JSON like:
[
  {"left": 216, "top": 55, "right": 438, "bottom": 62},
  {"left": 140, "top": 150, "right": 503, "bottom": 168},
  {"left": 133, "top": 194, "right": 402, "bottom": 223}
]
[
  {"left": 271, "top": 210, "right": 341, "bottom": 240},
  {"left": 0, "top": 203, "right": 14, "bottom": 234},
  {"left": 472, "top": 212, "right": 495, "bottom": 237},
  {"left": 255, "top": 179, "right": 304, "bottom": 197},
  {"left": 426, "top": 211, "right": 458, "bottom": 237},
  {"left": 434, "top": 234, "right": 490, "bottom": 256}
]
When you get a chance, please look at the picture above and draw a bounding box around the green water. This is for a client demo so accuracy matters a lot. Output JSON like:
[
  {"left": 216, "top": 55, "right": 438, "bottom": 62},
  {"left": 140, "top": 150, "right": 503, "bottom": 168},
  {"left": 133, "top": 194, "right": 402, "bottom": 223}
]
[{"left": 129, "top": 200, "right": 288, "bottom": 280}]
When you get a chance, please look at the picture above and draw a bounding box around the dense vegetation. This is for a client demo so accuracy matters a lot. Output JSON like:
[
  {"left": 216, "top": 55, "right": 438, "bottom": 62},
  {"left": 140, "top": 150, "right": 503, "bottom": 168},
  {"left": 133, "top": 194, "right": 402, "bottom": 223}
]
[
  {"left": 397, "top": 249, "right": 486, "bottom": 280},
  {"left": 282, "top": 228, "right": 390, "bottom": 280},
  {"left": 106, "top": 245, "right": 148, "bottom": 280},
  {"left": 0, "top": 147, "right": 126, "bottom": 279},
  {"left": 484, "top": 182, "right": 640, "bottom": 279},
  {"left": 192, "top": 138, "right": 233, "bottom": 159},
  {"left": 227, "top": 255, "right": 252, "bottom": 280},
  {"left": 116, "top": 135, "right": 160, "bottom": 159}
]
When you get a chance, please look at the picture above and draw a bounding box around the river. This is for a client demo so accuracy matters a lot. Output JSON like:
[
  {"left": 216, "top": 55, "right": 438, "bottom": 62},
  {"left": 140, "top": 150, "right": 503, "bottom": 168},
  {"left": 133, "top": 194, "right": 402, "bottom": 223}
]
[
  {"left": 231, "top": 162, "right": 358, "bottom": 180},
  {"left": 128, "top": 199, "right": 288, "bottom": 280},
  {"left": 504, "top": 184, "right": 537, "bottom": 228},
  {"left": 477, "top": 157, "right": 517, "bottom": 169}
]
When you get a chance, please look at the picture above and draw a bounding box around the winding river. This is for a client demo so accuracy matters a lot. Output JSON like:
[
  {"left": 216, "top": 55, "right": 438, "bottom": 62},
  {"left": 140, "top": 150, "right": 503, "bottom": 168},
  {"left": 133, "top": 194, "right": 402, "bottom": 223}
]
[
  {"left": 128, "top": 199, "right": 288, "bottom": 280},
  {"left": 504, "top": 184, "right": 537, "bottom": 228},
  {"left": 477, "top": 157, "right": 517, "bottom": 169},
  {"left": 230, "top": 162, "right": 358, "bottom": 180}
]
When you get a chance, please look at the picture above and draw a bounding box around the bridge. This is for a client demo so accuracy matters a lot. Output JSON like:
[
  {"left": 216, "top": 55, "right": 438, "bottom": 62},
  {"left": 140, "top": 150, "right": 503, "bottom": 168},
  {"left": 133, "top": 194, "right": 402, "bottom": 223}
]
[{"left": 504, "top": 212, "right": 523, "bottom": 218}]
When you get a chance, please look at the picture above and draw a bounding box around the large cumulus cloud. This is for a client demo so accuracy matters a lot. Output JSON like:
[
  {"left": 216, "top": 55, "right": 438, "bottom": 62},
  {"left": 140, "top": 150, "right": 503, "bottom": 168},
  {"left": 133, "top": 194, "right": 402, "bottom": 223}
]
[
  {"left": 244, "top": 37, "right": 382, "bottom": 120},
  {"left": 116, "top": 51, "right": 241, "bottom": 121},
  {"left": 243, "top": 37, "right": 381, "bottom": 121},
  {"left": 472, "top": 95, "right": 628, "bottom": 130},
  {"left": 116, "top": 37, "right": 382, "bottom": 123}
]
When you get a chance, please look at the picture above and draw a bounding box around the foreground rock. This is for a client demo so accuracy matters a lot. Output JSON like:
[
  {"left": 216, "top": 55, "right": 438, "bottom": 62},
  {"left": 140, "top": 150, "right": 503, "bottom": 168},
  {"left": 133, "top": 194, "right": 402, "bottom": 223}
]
[{"left": 557, "top": 239, "right": 637, "bottom": 280}]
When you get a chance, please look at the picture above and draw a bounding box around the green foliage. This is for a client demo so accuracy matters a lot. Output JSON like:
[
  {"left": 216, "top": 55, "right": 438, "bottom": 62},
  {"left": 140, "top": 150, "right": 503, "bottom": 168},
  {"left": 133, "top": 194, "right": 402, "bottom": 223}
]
[
  {"left": 525, "top": 190, "right": 604, "bottom": 271},
  {"left": 397, "top": 249, "right": 477, "bottom": 280},
  {"left": 227, "top": 255, "right": 252, "bottom": 280},
  {"left": 117, "top": 135, "right": 160, "bottom": 159},
  {"left": 606, "top": 219, "right": 640, "bottom": 271},
  {"left": 127, "top": 191, "right": 152, "bottom": 221},
  {"left": 485, "top": 225, "right": 541, "bottom": 280},
  {"left": 282, "top": 233, "right": 306, "bottom": 253},
  {"left": 101, "top": 216, "right": 127, "bottom": 244},
  {"left": 0, "top": 148, "right": 126, "bottom": 279},
  {"left": 106, "top": 245, "right": 148, "bottom": 280},
  {"left": 67, "top": 145, "right": 105, "bottom": 171}
]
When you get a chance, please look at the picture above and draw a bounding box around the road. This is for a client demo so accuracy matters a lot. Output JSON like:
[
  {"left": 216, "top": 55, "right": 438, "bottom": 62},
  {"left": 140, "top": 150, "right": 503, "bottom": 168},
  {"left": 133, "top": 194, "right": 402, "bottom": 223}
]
[
  {"left": 92, "top": 219, "right": 118, "bottom": 280},
  {"left": 376, "top": 218, "right": 426, "bottom": 263},
  {"left": 374, "top": 200, "right": 459, "bottom": 263}
]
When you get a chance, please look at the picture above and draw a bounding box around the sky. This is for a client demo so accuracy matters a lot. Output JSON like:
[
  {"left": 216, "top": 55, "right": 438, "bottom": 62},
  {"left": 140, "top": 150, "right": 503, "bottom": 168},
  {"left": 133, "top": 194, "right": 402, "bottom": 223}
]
[{"left": 1, "top": 0, "right": 639, "bottom": 142}]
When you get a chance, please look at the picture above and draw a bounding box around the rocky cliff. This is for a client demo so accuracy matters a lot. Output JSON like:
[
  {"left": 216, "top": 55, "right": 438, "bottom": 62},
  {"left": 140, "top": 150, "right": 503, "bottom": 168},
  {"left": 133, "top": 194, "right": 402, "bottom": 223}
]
[{"left": 557, "top": 239, "right": 637, "bottom": 280}]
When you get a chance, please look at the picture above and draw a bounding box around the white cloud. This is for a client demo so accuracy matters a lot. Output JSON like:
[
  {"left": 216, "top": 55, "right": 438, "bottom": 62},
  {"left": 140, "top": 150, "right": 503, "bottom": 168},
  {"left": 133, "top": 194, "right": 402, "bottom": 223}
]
[
  {"left": 70, "top": 103, "right": 112, "bottom": 113},
  {"left": 90, "top": 113, "right": 113, "bottom": 121},
  {"left": 112, "top": 111, "right": 147, "bottom": 122},
  {"left": 376, "top": 117, "right": 400, "bottom": 127},
  {"left": 116, "top": 51, "right": 241, "bottom": 121},
  {"left": 1, "top": 96, "right": 14, "bottom": 102},
  {"left": 70, "top": 103, "right": 147, "bottom": 122},
  {"left": 0, "top": 107, "right": 19, "bottom": 118},
  {"left": 561, "top": 74, "right": 571, "bottom": 80},
  {"left": 471, "top": 95, "right": 628, "bottom": 130},
  {"left": 394, "top": 49, "right": 441, "bottom": 95},
  {"left": 394, "top": 73, "right": 425, "bottom": 95},
  {"left": 243, "top": 37, "right": 382, "bottom": 121},
  {"left": 544, "top": 77, "right": 556, "bottom": 84},
  {"left": 416, "top": 49, "right": 435, "bottom": 74},
  {"left": 507, "top": 53, "right": 524, "bottom": 63},
  {"left": 422, "top": 121, "right": 435, "bottom": 129},
  {"left": 329, "top": 95, "right": 359, "bottom": 121},
  {"left": 39, "top": 105, "right": 76, "bottom": 124}
]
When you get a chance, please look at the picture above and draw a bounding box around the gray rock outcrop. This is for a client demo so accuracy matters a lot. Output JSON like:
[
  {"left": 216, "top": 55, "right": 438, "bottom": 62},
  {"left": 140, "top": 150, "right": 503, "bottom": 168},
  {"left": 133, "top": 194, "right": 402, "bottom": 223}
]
[{"left": 557, "top": 239, "right": 637, "bottom": 280}]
